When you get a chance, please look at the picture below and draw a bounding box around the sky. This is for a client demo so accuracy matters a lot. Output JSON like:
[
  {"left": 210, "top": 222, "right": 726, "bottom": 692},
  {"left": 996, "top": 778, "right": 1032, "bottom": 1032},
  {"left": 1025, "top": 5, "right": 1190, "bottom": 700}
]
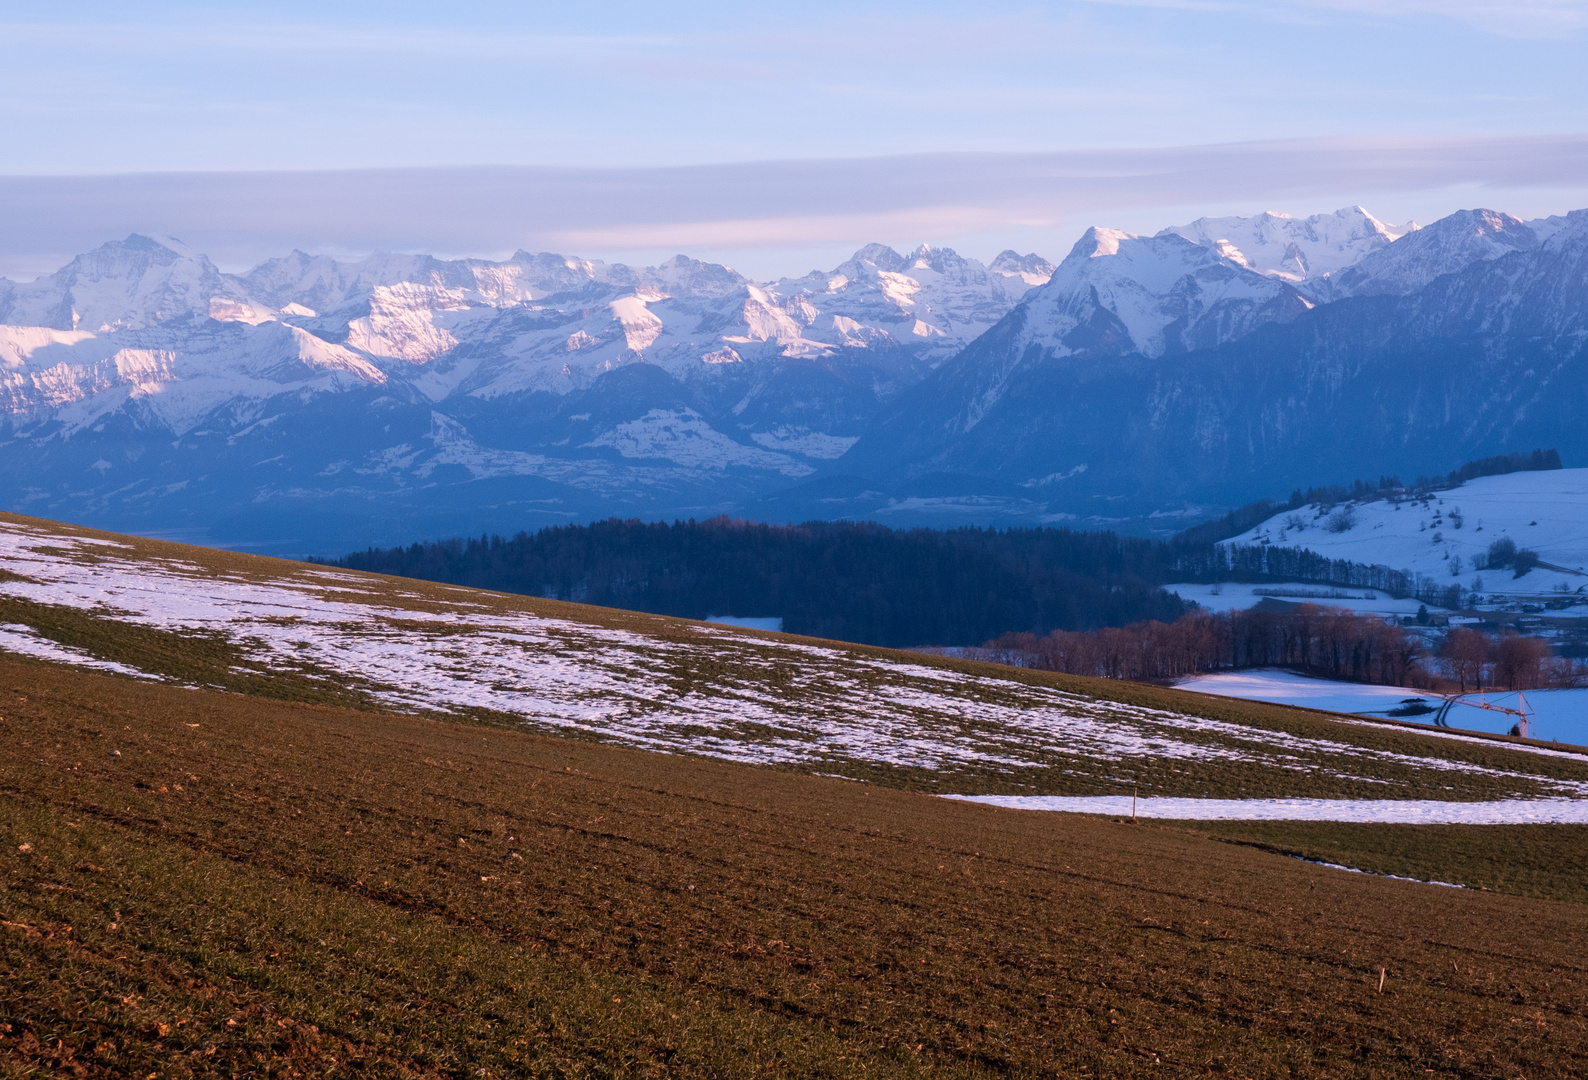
[{"left": 3, "top": 0, "right": 1587, "bottom": 278}]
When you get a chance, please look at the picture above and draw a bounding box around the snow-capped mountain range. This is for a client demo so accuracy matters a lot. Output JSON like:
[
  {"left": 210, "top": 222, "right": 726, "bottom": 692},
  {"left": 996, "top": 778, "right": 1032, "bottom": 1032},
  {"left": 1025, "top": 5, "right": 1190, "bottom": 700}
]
[
  {"left": 838, "top": 205, "right": 1588, "bottom": 522},
  {"left": 0, "top": 236, "right": 1038, "bottom": 424},
  {"left": 1, "top": 205, "right": 1582, "bottom": 552}
]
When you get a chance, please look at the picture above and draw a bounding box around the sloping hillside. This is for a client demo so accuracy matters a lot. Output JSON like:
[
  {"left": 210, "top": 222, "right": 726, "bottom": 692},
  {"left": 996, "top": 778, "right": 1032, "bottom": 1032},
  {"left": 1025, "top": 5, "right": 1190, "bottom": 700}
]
[
  {"left": 8, "top": 638, "right": 1588, "bottom": 1078},
  {"left": 2, "top": 511, "right": 1586, "bottom": 809},
  {"left": 1226, "top": 468, "right": 1588, "bottom": 606},
  {"left": 7, "top": 513, "right": 1588, "bottom": 1076}
]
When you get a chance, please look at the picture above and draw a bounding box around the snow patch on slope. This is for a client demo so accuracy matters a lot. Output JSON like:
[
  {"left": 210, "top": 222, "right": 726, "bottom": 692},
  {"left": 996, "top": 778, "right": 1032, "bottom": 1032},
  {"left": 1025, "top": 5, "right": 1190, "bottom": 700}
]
[
  {"left": 586, "top": 409, "right": 815, "bottom": 476},
  {"left": 947, "top": 794, "right": 1588, "bottom": 824},
  {"left": 1177, "top": 669, "right": 1588, "bottom": 745},
  {"left": 2, "top": 518, "right": 1584, "bottom": 801},
  {"left": 345, "top": 283, "right": 469, "bottom": 362},
  {"left": 749, "top": 426, "right": 861, "bottom": 459}
]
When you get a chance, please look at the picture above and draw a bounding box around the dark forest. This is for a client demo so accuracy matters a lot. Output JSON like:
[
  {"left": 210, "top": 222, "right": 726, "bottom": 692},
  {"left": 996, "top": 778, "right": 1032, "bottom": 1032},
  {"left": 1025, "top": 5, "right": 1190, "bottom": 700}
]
[{"left": 321, "top": 518, "right": 1192, "bottom": 648}]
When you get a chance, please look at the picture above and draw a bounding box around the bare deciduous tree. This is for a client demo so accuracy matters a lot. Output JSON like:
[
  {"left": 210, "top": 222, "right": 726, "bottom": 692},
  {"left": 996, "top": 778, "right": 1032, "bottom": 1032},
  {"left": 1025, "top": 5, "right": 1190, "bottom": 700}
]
[
  {"left": 1439, "top": 627, "right": 1489, "bottom": 692},
  {"left": 1492, "top": 634, "right": 1553, "bottom": 691}
]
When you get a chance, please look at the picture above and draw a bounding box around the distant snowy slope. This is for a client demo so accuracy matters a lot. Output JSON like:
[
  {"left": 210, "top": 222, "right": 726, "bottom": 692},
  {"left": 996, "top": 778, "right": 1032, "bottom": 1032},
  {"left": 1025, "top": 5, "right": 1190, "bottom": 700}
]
[
  {"left": 0, "top": 235, "right": 251, "bottom": 332},
  {"left": 1226, "top": 469, "right": 1588, "bottom": 600},
  {"left": 1163, "top": 582, "right": 1431, "bottom": 620},
  {"left": 988, "top": 249, "right": 1056, "bottom": 286},
  {"left": 1325, "top": 209, "right": 1542, "bottom": 299},
  {"left": 1019, "top": 226, "right": 1310, "bottom": 360},
  {"left": 1158, "top": 207, "right": 1411, "bottom": 291}
]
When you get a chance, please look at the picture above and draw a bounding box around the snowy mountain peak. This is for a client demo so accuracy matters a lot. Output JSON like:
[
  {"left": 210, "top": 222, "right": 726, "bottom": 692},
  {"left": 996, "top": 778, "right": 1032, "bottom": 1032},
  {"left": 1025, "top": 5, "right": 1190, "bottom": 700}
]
[
  {"left": 1525, "top": 209, "right": 1588, "bottom": 246},
  {"left": 1070, "top": 227, "right": 1137, "bottom": 260},
  {"left": 846, "top": 244, "right": 909, "bottom": 273},
  {"left": 988, "top": 250, "right": 1056, "bottom": 285},
  {"left": 906, "top": 244, "right": 970, "bottom": 275},
  {"left": 1156, "top": 207, "right": 1405, "bottom": 291},
  {"left": 1017, "top": 227, "right": 1306, "bottom": 359},
  {"left": 0, "top": 233, "right": 241, "bottom": 332},
  {"left": 1459, "top": 208, "right": 1529, "bottom": 238},
  {"left": 1327, "top": 207, "right": 1541, "bottom": 298},
  {"left": 636, "top": 254, "right": 747, "bottom": 300}
]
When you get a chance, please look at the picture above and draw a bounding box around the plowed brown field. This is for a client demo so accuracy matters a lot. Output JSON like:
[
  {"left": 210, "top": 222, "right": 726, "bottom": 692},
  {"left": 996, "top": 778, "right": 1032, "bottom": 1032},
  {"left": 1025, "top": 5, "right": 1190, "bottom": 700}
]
[{"left": 4, "top": 658, "right": 1586, "bottom": 1078}]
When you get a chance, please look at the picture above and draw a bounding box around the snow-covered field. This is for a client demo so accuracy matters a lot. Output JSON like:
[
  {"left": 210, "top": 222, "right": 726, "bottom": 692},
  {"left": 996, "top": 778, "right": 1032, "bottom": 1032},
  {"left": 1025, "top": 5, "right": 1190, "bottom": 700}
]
[
  {"left": 1178, "top": 670, "right": 1429, "bottom": 715},
  {"left": 4, "top": 514, "right": 1588, "bottom": 819},
  {"left": 1163, "top": 582, "right": 1432, "bottom": 618},
  {"left": 947, "top": 794, "right": 1588, "bottom": 824},
  {"left": 1177, "top": 669, "right": 1588, "bottom": 745},
  {"left": 1227, "top": 468, "right": 1588, "bottom": 605}
]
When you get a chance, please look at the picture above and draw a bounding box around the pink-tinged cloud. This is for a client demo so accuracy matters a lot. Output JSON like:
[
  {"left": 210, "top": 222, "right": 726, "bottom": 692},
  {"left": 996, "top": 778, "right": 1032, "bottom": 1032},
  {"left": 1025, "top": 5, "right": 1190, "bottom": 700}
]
[{"left": 2, "top": 135, "right": 1586, "bottom": 280}]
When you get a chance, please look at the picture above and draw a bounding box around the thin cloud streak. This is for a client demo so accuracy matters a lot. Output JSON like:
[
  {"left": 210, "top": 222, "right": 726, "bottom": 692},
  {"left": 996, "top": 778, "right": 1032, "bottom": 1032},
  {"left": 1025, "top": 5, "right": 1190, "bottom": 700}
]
[
  {"left": 1, "top": 135, "right": 1586, "bottom": 280},
  {"left": 1076, "top": 0, "right": 1588, "bottom": 37}
]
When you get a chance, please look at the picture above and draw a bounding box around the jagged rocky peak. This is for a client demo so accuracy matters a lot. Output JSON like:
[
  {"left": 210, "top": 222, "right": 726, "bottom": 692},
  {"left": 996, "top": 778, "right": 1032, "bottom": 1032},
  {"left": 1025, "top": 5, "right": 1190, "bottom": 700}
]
[
  {"left": 499, "top": 250, "right": 610, "bottom": 295},
  {"left": 905, "top": 244, "right": 972, "bottom": 274},
  {"left": 845, "top": 243, "right": 909, "bottom": 273},
  {"left": 239, "top": 247, "right": 752, "bottom": 312},
  {"left": 237, "top": 249, "right": 483, "bottom": 313},
  {"left": 817, "top": 243, "right": 1048, "bottom": 296},
  {"left": 637, "top": 255, "right": 747, "bottom": 300},
  {"left": 989, "top": 250, "right": 1056, "bottom": 284},
  {"left": 508, "top": 250, "right": 600, "bottom": 274}
]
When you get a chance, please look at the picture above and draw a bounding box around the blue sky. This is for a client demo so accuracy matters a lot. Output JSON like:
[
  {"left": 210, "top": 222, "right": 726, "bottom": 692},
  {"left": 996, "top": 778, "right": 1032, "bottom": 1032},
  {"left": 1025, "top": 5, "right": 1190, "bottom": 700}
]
[{"left": 3, "top": 1, "right": 1587, "bottom": 276}]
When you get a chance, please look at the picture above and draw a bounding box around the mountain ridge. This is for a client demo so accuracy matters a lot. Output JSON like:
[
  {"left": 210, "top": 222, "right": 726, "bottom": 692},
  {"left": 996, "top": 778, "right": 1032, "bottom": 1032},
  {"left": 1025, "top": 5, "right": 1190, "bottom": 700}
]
[
  {"left": 1, "top": 204, "right": 1582, "bottom": 552},
  {"left": 835, "top": 206, "right": 1588, "bottom": 520}
]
